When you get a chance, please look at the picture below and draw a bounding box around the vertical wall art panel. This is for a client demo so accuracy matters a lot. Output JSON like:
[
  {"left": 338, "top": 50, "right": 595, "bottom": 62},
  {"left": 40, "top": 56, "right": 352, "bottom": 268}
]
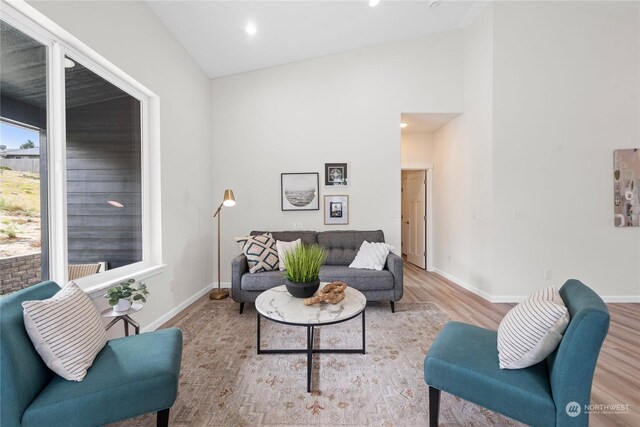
[{"left": 614, "top": 149, "right": 640, "bottom": 227}]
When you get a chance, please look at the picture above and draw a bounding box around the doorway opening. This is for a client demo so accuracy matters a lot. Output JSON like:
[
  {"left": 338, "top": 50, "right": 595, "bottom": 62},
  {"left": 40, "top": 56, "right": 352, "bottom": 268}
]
[{"left": 400, "top": 112, "right": 460, "bottom": 271}]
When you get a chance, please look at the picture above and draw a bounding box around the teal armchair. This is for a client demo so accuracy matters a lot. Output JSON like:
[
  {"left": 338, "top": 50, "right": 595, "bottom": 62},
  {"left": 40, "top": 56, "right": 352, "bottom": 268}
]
[
  {"left": 1, "top": 281, "right": 183, "bottom": 427},
  {"left": 424, "top": 279, "right": 610, "bottom": 426}
]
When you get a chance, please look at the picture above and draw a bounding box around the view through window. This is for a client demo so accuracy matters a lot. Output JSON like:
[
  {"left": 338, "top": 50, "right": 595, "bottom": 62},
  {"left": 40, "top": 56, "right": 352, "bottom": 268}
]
[{"left": 0, "top": 21, "right": 49, "bottom": 294}]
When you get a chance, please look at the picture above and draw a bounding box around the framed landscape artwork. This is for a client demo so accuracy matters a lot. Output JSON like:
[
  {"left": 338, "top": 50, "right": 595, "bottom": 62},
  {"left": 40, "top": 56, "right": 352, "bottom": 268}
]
[
  {"left": 281, "top": 173, "right": 319, "bottom": 211},
  {"left": 614, "top": 148, "right": 640, "bottom": 227},
  {"left": 324, "top": 195, "right": 349, "bottom": 225},
  {"left": 325, "top": 163, "right": 348, "bottom": 186}
]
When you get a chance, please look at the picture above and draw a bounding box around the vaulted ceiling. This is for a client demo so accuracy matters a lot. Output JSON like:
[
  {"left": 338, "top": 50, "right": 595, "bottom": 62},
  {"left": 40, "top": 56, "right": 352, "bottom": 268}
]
[{"left": 146, "top": 0, "right": 485, "bottom": 78}]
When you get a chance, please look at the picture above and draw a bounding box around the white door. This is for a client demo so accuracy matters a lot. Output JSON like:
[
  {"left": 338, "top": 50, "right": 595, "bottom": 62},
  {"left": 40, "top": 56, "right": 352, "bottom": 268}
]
[
  {"left": 406, "top": 170, "right": 426, "bottom": 269},
  {"left": 401, "top": 175, "right": 409, "bottom": 256}
]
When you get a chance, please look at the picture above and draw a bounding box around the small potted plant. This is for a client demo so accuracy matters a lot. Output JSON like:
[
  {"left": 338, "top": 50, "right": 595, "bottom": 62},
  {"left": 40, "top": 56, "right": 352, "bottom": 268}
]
[
  {"left": 283, "top": 244, "right": 327, "bottom": 298},
  {"left": 104, "top": 279, "right": 149, "bottom": 312}
]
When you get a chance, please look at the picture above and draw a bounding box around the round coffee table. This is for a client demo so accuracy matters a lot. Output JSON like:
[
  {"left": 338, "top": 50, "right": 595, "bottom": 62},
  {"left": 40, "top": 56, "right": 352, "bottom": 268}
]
[{"left": 255, "top": 284, "right": 366, "bottom": 392}]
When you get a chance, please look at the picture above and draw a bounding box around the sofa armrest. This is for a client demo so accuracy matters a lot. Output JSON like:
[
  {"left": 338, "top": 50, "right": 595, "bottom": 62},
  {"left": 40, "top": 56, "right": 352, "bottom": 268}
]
[
  {"left": 231, "top": 254, "right": 248, "bottom": 302},
  {"left": 386, "top": 252, "right": 404, "bottom": 301}
]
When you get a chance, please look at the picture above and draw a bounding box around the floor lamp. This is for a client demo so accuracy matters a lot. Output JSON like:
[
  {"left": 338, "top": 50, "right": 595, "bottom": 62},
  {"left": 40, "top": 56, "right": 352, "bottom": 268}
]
[{"left": 209, "top": 189, "right": 235, "bottom": 300}]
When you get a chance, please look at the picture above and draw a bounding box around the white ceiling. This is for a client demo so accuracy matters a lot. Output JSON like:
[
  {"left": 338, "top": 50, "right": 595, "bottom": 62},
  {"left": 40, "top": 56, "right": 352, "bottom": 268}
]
[
  {"left": 146, "top": 1, "right": 485, "bottom": 79},
  {"left": 401, "top": 112, "right": 460, "bottom": 133}
]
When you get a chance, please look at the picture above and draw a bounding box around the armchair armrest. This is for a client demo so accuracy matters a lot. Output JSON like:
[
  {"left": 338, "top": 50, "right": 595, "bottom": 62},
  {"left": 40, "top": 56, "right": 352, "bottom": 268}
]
[
  {"left": 386, "top": 252, "right": 404, "bottom": 301},
  {"left": 231, "top": 253, "right": 248, "bottom": 302}
]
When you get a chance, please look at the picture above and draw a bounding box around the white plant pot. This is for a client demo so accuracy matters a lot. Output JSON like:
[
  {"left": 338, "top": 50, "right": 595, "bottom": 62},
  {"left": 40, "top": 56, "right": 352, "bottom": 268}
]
[{"left": 113, "top": 299, "right": 132, "bottom": 312}]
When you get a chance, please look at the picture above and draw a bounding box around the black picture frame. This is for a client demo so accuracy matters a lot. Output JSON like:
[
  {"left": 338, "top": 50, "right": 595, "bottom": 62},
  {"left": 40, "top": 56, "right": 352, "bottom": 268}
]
[
  {"left": 281, "top": 172, "right": 320, "bottom": 211},
  {"left": 325, "top": 163, "right": 348, "bottom": 186},
  {"left": 324, "top": 195, "right": 349, "bottom": 225}
]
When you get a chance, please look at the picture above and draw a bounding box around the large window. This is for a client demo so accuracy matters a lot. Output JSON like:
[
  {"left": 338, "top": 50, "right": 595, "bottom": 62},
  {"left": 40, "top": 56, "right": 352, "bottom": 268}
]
[
  {"left": 65, "top": 57, "right": 143, "bottom": 273},
  {"left": 0, "top": 3, "right": 162, "bottom": 295}
]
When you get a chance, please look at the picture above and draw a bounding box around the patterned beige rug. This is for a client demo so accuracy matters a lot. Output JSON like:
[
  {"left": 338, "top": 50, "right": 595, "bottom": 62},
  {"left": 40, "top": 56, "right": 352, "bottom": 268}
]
[{"left": 113, "top": 300, "right": 521, "bottom": 427}]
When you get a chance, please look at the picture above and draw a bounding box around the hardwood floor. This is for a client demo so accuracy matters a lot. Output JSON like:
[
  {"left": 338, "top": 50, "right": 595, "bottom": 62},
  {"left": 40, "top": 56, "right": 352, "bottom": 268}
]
[
  {"left": 164, "top": 262, "right": 639, "bottom": 426},
  {"left": 401, "top": 261, "right": 640, "bottom": 427}
]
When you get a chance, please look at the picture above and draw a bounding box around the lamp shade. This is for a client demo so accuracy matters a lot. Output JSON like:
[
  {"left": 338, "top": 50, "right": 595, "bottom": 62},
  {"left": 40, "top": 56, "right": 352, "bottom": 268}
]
[{"left": 222, "top": 189, "right": 236, "bottom": 207}]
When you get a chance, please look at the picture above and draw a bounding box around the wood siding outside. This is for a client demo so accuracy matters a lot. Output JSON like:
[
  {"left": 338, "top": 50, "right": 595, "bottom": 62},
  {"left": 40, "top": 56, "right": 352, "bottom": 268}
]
[{"left": 65, "top": 96, "right": 142, "bottom": 269}]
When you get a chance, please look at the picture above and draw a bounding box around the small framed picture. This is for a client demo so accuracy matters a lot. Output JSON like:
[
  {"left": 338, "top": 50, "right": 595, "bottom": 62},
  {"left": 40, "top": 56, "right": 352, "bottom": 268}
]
[
  {"left": 324, "top": 195, "right": 349, "bottom": 225},
  {"left": 281, "top": 172, "right": 320, "bottom": 211},
  {"left": 325, "top": 163, "right": 348, "bottom": 186}
]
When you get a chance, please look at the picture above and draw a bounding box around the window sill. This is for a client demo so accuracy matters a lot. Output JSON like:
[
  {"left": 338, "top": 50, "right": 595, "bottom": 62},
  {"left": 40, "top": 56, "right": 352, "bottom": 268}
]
[{"left": 74, "top": 262, "right": 167, "bottom": 298}]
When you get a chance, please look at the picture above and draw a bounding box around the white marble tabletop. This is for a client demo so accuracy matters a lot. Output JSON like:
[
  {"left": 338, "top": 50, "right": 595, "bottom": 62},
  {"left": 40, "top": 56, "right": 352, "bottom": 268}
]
[{"left": 255, "top": 284, "right": 366, "bottom": 326}]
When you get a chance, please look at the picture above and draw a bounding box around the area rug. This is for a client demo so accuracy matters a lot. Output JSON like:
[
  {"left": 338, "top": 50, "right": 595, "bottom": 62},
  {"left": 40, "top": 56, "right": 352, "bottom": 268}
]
[{"left": 112, "top": 300, "right": 521, "bottom": 427}]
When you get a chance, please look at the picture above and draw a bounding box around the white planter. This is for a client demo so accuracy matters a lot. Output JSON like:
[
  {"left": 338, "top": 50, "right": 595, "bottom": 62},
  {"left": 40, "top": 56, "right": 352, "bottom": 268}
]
[{"left": 113, "top": 299, "right": 132, "bottom": 312}]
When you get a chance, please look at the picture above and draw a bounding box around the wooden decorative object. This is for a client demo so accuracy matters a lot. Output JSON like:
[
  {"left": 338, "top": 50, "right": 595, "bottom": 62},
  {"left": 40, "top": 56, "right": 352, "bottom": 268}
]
[{"left": 304, "top": 281, "right": 348, "bottom": 305}]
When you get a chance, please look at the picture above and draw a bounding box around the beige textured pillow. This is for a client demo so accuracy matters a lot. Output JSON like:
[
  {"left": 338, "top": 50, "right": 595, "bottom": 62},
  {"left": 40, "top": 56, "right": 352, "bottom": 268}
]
[
  {"left": 22, "top": 281, "right": 107, "bottom": 381},
  {"left": 276, "top": 239, "right": 301, "bottom": 271}
]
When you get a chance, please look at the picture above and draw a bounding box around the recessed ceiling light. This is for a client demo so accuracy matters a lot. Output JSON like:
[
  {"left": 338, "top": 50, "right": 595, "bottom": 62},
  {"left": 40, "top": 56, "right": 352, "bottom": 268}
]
[
  {"left": 369, "top": 0, "right": 381, "bottom": 7},
  {"left": 400, "top": 122, "right": 408, "bottom": 128},
  {"left": 246, "top": 22, "right": 257, "bottom": 35},
  {"left": 429, "top": 0, "right": 441, "bottom": 9},
  {"left": 64, "top": 58, "right": 75, "bottom": 68}
]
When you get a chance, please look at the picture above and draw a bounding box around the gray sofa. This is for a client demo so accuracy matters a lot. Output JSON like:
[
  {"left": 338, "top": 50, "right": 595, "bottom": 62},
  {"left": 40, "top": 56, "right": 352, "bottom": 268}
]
[{"left": 231, "top": 230, "right": 403, "bottom": 313}]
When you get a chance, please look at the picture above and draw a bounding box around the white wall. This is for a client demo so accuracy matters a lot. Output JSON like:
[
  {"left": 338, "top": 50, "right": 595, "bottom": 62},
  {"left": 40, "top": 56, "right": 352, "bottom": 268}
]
[
  {"left": 211, "top": 33, "right": 464, "bottom": 282},
  {"left": 492, "top": 1, "right": 640, "bottom": 300},
  {"left": 29, "top": 1, "right": 215, "bottom": 328},
  {"left": 401, "top": 132, "right": 434, "bottom": 169},
  {"left": 432, "top": 4, "right": 494, "bottom": 298},
  {"left": 434, "top": 1, "right": 639, "bottom": 301}
]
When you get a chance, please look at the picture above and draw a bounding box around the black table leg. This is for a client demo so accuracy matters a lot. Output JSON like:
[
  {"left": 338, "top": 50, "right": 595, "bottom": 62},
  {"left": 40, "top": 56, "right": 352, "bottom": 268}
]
[
  {"left": 257, "top": 308, "right": 365, "bottom": 393},
  {"left": 256, "top": 314, "right": 261, "bottom": 354},
  {"left": 307, "top": 326, "right": 313, "bottom": 392},
  {"left": 362, "top": 309, "right": 366, "bottom": 354}
]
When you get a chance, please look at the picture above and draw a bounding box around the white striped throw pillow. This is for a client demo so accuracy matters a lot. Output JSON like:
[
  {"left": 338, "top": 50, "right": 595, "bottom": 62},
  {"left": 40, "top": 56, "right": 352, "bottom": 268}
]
[
  {"left": 22, "top": 281, "right": 107, "bottom": 381},
  {"left": 497, "top": 286, "right": 570, "bottom": 369},
  {"left": 349, "top": 241, "right": 394, "bottom": 271}
]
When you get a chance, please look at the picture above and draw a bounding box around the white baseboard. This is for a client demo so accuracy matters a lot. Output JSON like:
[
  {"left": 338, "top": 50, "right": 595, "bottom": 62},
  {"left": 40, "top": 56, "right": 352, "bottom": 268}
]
[
  {"left": 601, "top": 295, "right": 640, "bottom": 303},
  {"left": 142, "top": 282, "right": 232, "bottom": 333},
  {"left": 431, "top": 269, "right": 640, "bottom": 304},
  {"left": 432, "top": 268, "right": 494, "bottom": 302},
  {"left": 490, "top": 295, "right": 528, "bottom": 303}
]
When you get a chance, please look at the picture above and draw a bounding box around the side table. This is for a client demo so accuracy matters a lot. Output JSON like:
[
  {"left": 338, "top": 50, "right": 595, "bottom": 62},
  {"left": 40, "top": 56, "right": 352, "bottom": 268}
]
[{"left": 101, "top": 303, "right": 143, "bottom": 336}]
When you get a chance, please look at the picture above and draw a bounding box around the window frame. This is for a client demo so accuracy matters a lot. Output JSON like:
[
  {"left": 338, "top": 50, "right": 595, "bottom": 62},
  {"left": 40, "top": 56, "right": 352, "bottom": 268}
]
[{"left": 1, "top": 1, "right": 164, "bottom": 297}]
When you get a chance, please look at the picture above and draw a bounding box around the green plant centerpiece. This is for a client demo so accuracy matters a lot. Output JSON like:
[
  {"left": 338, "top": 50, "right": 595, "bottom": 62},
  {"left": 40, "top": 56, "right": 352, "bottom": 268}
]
[
  {"left": 104, "top": 278, "right": 149, "bottom": 312},
  {"left": 282, "top": 244, "right": 327, "bottom": 298}
]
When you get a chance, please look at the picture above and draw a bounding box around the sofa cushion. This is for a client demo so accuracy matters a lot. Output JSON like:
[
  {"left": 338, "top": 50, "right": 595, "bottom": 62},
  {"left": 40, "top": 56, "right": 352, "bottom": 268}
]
[
  {"left": 22, "top": 328, "right": 183, "bottom": 427},
  {"left": 318, "top": 230, "right": 385, "bottom": 265},
  {"left": 236, "top": 233, "right": 279, "bottom": 273},
  {"left": 251, "top": 230, "right": 318, "bottom": 246},
  {"left": 349, "top": 241, "right": 394, "bottom": 271},
  {"left": 22, "top": 281, "right": 107, "bottom": 381},
  {"left": 276, "top": 239, "right": 301, "bottom": 271},
  {"left": 320, "top": 265, "right": 393, "bottom": 290},
  {"left": 241, "top": 270, "right": 286, "bottom": 291},
  {"left": 425, "top": 321, "right": 555, "bottom": 427}
]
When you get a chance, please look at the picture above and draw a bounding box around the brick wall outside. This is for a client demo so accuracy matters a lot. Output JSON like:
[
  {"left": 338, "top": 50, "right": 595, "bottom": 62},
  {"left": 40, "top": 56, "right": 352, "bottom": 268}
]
[{"left": 0, "top": 253, "right": 42, "bottom": 295}]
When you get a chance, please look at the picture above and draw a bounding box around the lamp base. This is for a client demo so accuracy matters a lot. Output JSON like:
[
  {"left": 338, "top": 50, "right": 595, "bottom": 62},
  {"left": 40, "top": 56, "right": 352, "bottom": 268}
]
[{"left": 209, "top": 288, "right": 230, "bottom": 300}]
